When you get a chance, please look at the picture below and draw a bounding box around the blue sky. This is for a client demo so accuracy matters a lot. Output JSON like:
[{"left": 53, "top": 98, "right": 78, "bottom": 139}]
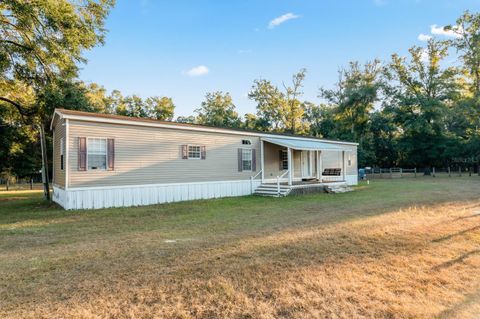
[{"left": 80, "top": 0, "right": 480, "bottom": 117}]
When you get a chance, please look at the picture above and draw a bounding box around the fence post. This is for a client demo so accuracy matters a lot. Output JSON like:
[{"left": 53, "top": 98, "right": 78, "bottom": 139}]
[
  {"left": 390, "top": 168, "right": 392, "bottom": 178},
  {"left": 414, "top": 167, "right": 417, "bottom": 178},
  {"left": 469, "top": 167, "right": 472, "bottom": 177},
  {"left": 400, "top": 168, "right": 403, "bottom": 178},
  {"left": 448, "top": 166, "right": 451, "bottom": 177},
  {"left": 30, "top": 178, "right": 33, "bottom": 190},
  {"left": 6, "top": 179, "right": 9, "bottom": 191},
  {"left": 432, "top": 167, "right": 436, "bottom": 177},
  {"left": 459, "top": 166, "right": 462, "bottom": 177}
]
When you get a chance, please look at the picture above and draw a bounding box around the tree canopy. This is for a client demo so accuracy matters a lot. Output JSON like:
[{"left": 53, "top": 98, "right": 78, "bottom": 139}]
[{"left": 1, "top": 6, "right": 480, "bottom": 179}]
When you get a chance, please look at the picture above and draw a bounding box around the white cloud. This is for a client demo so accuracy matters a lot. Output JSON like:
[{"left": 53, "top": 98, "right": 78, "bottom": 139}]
[
  {"left": 184, "top": 65, "right": 209, "bottom": 77},
  {"left": 430, "top": 24, "right": 462, "bottom": 38},
  {"left": 418, "top": 33, "right": 432, "bottom": 41},
  {"left": 268, "top": 13, "right": 300, "bottom": 29}
]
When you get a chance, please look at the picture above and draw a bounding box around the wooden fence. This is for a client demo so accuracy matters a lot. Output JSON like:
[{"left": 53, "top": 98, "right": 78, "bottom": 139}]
[{"left": 365, "top": 167, "right": 479, "bottom": 179}]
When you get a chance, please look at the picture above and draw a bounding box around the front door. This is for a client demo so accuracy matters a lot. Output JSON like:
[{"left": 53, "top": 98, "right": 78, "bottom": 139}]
[{"left": 301, "top": 151, "right": 312, "bottom": 178}]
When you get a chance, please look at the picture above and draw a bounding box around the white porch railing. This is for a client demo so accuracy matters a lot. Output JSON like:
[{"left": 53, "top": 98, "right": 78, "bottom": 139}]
[
  {"left": 277, "top": 170, "right": 289, "bottom": 195},
  {"left": 250, "top": 170, "right": 263, "bottom": 193}
]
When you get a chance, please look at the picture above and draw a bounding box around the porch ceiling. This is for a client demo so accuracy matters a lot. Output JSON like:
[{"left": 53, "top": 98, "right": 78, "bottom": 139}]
[{"left": 262, "top": 137, "right": 350, "bottom": 151}]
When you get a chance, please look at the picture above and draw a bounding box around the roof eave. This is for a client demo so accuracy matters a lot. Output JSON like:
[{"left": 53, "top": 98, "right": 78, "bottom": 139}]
[
  {"left": 49, "top": 109, "right": 63, "bottom": 131},
  {"left": 54, "top": 109, "right": 359, "bottom": 146}
]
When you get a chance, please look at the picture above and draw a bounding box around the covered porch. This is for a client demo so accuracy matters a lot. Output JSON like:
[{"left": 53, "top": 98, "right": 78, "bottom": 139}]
[{"left": 259, "top": 137, "right": 351, "bottom": 186}]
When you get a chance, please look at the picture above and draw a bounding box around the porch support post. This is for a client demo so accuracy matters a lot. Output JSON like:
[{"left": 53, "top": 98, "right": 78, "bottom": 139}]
[
  {"left": 342, "top": 150, "right": 346, "bottom": 181},
  {"left": 287, "top": 147, "right": 292, "bottom": 186},
  {"left": 319, "top": 151, "right": 323, "bottom": 182},
  {"left": 316, "top": 150, "right": 320, "bottom": 180},
  {"left": 260, "top": 139, "right": 264, "bottom": 183}
]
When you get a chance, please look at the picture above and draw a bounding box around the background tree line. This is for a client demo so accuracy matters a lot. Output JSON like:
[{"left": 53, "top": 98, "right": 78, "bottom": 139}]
[{"left": 1, "top": 2, "right": 479, "bottom": 179}]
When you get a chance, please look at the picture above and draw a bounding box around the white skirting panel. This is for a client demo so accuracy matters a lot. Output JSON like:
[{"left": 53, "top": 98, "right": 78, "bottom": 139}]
[
  {"left": 345, "top": 174, "right": 358, "bottom": 186},
  {"left": 52, "top": 186, "right": 67, "bottom": 208},
  {"left": 53, "top": 179, "right": 262, "bottom": 210}
]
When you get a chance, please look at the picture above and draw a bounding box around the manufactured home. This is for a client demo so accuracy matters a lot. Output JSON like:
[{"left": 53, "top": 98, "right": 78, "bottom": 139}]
[{"left": 51, "top": 109, "right": 358, "bottom": 210}]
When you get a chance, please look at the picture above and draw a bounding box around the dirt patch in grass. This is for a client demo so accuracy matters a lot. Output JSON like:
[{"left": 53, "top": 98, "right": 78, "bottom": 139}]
[{"left": 1, "top": 178, "right": 480, "bottom": 318}]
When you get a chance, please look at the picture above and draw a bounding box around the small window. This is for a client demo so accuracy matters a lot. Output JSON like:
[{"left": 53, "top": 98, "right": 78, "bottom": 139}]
[
  {"left": 188, "top": 145, "right": 201, "bottom": 159},
  {"left": 242, "top": 148, "right": 252, "bottom": 171},
  {"left": 60, "top": 137, "right": 65, "bottom": 170},
  {"left": 348, "top": 153, "right": 352, "bottom": 166},
  {"left": 242, "top": 139, "right": 251, "bottom": 145},
  {"left": 281, "top": 150, "right": 288, "bottom": 170},
  {"left": 87, "top": 138, "right": 107, "bottom": 170}
]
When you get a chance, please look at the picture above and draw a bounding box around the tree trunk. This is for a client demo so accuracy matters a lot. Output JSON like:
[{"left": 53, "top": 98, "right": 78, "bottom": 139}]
[{"left": 39, "top": 124, "right": 50, "bottom": 201}]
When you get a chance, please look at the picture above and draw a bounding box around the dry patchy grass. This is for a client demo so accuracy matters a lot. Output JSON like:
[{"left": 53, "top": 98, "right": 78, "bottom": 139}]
[{"left": 1, "top": 178, "right": 480, "bottom": 318}]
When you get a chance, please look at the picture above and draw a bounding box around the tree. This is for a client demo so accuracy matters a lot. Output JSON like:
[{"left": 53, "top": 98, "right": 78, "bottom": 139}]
[
  {"left": 385, "top": 39, "right": 460, "bottom": 167},
  {"left": 320, "top": 60, "right": 382, "bottom": 141},
  {"left": 146, "top": 96, "right": 175, "bottom": 120},
  {"left": 0, "top": 1, "right": 114, "bottom": 196},
  {"left": 248, "top": 79, "right": 285, "bottom": 131},
  {"left": 121, "top": 95, "right": 148, "bottom": 118},
  {"left": 248, "top": 69, "right": 309, "bottom": 134},
  {"left": 445, "top": 11, "right": 480, "bottom": 171},
  {"left": 303, "top": 103, "right": 332, "bottom": 138},
  {"left": 195, "top": 91, "right": 241, "bottom": 127},
  {"left": 368, "top": 111, "right": 398, "bottom": 167},
  {"left": 319, "top": 60, "right": 382, "bottom": 166},
  {"left": 84, "top": 83, "right": 113, "bottom": 114},
  {"left": 176, "top": 115, "right": 196, "bottom": 124},
  {"left": 446, "top": 11, "right": 480, "bottom": 96},
  {"left": 284, "top": 69, "right": 308, "bottom": 134},
  {"left": 0, "top": 0, "right": 114, "bottom": 122}
]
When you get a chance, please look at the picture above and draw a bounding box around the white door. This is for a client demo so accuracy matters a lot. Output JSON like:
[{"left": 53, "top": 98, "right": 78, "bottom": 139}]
[{"left": 301, "top": 151, "right": 311, "bottom": 178}]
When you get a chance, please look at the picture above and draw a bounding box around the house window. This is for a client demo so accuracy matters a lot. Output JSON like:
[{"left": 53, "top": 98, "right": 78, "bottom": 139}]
[
  {"left": 188, "top": 145, "right": 201, "bottom": 159},
  {"left": 281, "top": 150, "right": 288, "bottom": 170},
  {"left": 242, "top": 148, "right": 252, "bottom": 171},
  {"left": 87, "top": 138, "right": 107, "bottom": 170},
  {"left": 60, "top": 137, "right": 64, "bottom": 170},
  {"left": 242, "top": 139, "right": 251, "bottom": 145}
]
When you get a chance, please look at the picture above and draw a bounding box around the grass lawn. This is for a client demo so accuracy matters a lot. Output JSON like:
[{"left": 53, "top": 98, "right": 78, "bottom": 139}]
[{"left": 1, "top": 178, "right": 480, "bottom": 318}]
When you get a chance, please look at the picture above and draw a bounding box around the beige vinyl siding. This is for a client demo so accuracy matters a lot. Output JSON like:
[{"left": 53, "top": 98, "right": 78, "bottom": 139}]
[
  {"left": 263, "top": 142, "right": 285, "bottom": 179},
  {"left": 321, "top": 145, "right": 358, "bottom": 176},
  {"left": 68, "top": 120, "right": 260, "bottom": 188},
  {"left": 293, "top": 150, "right": 301, "bottom": 176},
  {"left": 52, "top": 117, "right": 66, "bottom": 188},
  {"left": 263, "top": 142, "right": 308, "bottom": 179}
]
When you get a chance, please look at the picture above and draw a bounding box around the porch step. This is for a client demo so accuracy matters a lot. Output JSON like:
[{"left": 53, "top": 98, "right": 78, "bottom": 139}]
[
  {"left": 324, "top": 183, "right": 353, "bottom": 194},
  {"left": 254, "top": 184, "right": 291, "bottom": 197}
]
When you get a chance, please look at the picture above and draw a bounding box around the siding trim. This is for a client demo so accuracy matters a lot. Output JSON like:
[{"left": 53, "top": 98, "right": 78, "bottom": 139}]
[
  {"left": 65, "top": 119, "right": 69, "bottom": 190},
  {"left": 52, "top": 128, "right": 55, "bottom": 185},
  {"left": 67, "top": 179, "right": 262, "bottom": 191},
  {"left": 54, "top": 110, "right": 358, "bottom": 146}
]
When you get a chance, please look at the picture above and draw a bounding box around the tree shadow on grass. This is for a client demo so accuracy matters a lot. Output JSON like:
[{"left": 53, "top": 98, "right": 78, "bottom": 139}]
[
  {"left": 431, "top": 249, "right": 480, "bottom": 271},
  {"left": 431, "top": 225, "right": 480, "bottom": 243}
]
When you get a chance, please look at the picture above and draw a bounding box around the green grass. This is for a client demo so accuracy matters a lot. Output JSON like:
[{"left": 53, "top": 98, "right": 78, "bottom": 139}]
[{"left": 1, "top": 177, "right": 480, "bottom": 318}]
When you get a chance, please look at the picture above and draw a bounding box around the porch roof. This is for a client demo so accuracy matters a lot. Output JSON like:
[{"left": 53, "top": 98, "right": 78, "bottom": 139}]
[{"left": 262, "top": 137, "right": 351, "bottom": 151}]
